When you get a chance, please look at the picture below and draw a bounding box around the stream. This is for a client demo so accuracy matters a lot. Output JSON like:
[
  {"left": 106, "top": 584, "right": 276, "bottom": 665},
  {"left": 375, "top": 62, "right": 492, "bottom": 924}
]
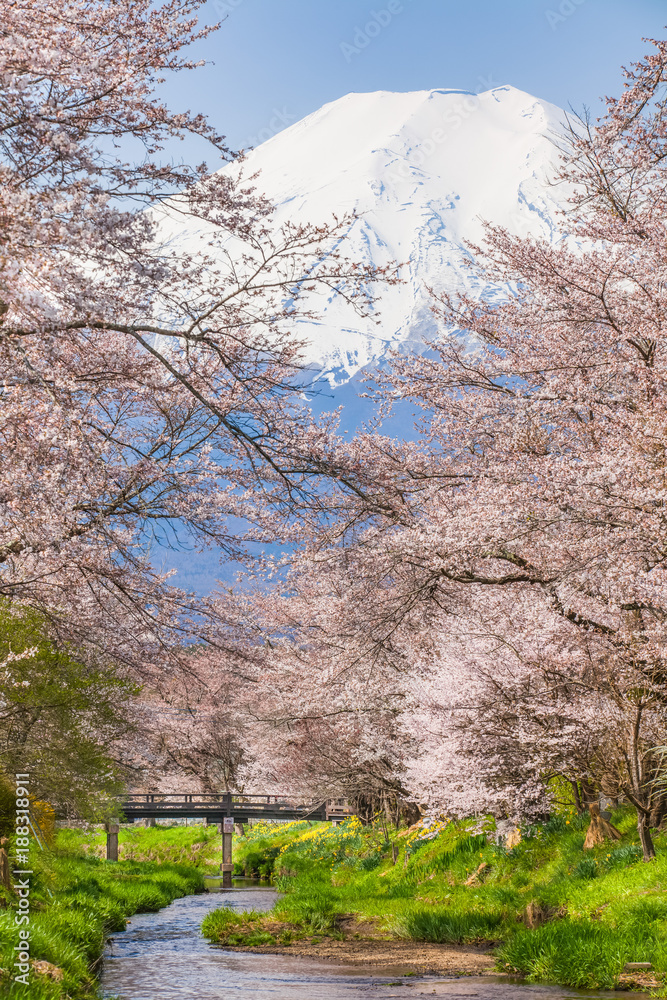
[{"left": 100, "top": 882, "right": 632, "bottom": 1000}]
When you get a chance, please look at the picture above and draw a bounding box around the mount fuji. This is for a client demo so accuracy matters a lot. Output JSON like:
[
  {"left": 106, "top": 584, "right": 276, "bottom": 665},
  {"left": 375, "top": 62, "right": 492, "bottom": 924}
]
[{"left": 159, "top": 85, "right": 567, "bottom": 387}]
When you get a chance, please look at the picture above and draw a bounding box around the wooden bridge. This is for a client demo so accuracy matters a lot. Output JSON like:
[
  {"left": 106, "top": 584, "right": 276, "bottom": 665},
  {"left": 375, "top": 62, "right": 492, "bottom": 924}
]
[
  {"left": 107, "top": 793, "right": 355, "bottom": 886},
  {"left": 120, "top": 792, "right": 354, "bottom": 824}
]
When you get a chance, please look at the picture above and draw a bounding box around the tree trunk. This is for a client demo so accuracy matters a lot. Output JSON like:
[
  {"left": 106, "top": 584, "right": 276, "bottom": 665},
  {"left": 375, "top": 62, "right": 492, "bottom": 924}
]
[
  {"left": 570, "top": 780, "right": 584, "bottom": 814},
  {"left": 583, "top": 802, "right": 622, "bottom": 850},
  {"left": 399, "top": 800, "right": 422, "bottom": 828},
  {"left": 649, "top": 795, "right": 667, "bottom": 830},
  {"left": 0, "top": 838, "right": 10, "bottom": 891},
  {"left": 637, "top": 812, "right": 656, "bottom": 860}
]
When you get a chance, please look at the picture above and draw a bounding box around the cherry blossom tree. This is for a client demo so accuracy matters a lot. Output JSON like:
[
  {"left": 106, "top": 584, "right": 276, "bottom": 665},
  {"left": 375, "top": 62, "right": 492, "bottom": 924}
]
[
  {"left": 188, "top": 576, "right": 419, "bottom": 820},
  {"left": 134, "top": 648, "right": 251, "bottom": 794},
  {"left": 369, "top": 38, "right": 667, "bottom": 856},
  {"left": 402, "top": 588, "right": 667, "bottom": 857},
  {"left": 244, "top": 37, "right": 667, "bottom": 856},
  {"left": 0, "top": 0, "right": 390, "bottom": 676}
]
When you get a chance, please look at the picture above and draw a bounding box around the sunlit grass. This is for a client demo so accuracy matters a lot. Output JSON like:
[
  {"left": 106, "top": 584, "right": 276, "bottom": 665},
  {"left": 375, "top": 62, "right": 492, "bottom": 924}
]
[
  {"left": 212, "top": 806, "right": 667, "bottom": 990},
  {"left": 0, "top": 825, "right": 208, "bottom": 1000},
  {"left": 58, "top": 822, "right": 220, "bottom": 868}
]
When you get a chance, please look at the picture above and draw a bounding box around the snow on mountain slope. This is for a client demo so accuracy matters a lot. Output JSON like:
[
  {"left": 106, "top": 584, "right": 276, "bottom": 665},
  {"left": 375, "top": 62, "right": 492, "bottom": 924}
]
[{"left": 161, "top": 86, "right": 567, "bottom": 384}]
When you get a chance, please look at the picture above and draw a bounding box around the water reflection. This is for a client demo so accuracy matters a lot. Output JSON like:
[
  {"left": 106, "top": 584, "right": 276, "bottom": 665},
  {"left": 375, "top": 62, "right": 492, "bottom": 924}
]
[{"left": 100, "top": 885, "right": 633, "bottom": 1000}]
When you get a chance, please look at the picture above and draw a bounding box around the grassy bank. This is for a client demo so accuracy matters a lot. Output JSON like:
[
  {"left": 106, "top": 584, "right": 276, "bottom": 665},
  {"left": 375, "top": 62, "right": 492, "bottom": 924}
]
[
  {"left": 202, "top": 810, "right": 667, "bottom": 990},
  {"left": 66, "top": 821, "right": 222, "bottom": 867},
  {"left": 0, "top": 823, "right": 219, "bottom": 999}
]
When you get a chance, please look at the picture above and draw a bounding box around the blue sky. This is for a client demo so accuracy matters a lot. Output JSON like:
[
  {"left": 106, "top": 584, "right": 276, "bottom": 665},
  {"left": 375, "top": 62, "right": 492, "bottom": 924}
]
[{"left": 165, "top": 0, "right": 667, "bottom": 160}]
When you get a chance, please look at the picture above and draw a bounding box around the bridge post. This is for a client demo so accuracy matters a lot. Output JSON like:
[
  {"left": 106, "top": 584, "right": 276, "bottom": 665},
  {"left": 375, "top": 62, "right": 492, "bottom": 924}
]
[
  {"left": 106, "top": 822, "right": 119, "bottom": 861},
  {"left": 221, "top": 816, "right": 233, "bottom": 888}
]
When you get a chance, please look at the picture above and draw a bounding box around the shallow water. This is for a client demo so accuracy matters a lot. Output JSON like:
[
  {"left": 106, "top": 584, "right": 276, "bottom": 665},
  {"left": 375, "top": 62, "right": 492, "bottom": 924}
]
[{"left": 100, "top": 883, "right": 632, "bottom": 1000}]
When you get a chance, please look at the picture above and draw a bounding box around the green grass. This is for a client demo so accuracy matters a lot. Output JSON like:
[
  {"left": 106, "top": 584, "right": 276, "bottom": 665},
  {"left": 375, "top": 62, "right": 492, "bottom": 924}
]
[
  {"left": 497, "top": 919, "right": 661, "bottom": 989},
  {"left": 58, "top": 822, "right": 221, "bottom": 867},
  {"left": 201, "top": 907, "right": 282, "bottom": 947},
  {"left": 394, "top": 908, "right": 503, "bottom": 944},
  {"left": 0, "top": 824, "right": 214, "bottom": 999},
  {"left": 274, "top": 884, "right": 342, "bottom": 935},
  {"left": 202, "top": 808, "right": 667, "bottom": 991}
]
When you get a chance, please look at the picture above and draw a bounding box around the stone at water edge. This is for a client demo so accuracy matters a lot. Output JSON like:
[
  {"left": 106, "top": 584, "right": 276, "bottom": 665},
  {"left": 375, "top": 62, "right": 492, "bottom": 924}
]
[{"left": 32, "top": 961, "right": 64, "bottom": 981}]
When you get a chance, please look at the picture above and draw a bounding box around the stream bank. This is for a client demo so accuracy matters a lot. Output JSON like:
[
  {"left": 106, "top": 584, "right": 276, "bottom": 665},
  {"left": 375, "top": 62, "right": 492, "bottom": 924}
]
[
  {"left": 220, "top": 931, "right": 496, "bottom": 976},
  {"left": 0, "top": 825, "right": 216, "bottom": 999},
  {"left": 202, "top": 812, "right": 667, "bottom": 991},
  {"left": 101, "top": 885, "right": 638, "bottom": 1000}
]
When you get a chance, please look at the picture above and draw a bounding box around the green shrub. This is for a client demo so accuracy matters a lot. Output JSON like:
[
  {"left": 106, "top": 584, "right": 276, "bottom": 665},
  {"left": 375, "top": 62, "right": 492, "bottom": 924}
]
[
  {"left": 572, "top": 858, "right": 599, "bottom": 880},
  {"left": 603, "top": 844, "right": 643, "bottom": 868}
]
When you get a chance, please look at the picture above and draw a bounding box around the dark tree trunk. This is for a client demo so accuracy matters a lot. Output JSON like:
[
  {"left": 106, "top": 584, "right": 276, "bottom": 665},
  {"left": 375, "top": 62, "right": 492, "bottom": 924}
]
[
  {"left": 351, "top": 793, "right": 376, "bottom": 825},
  {"left": 570, "top": 780, "right": 585, "bottom": 814},
  {"left": 649, "top": 795, "right": 667, "bottom": 830},
  {"left": 638, "top": 812, "right": 656, "bottom": 860},
  {"left": 399, "top": 800, "right": 422, "bottom": 828}
]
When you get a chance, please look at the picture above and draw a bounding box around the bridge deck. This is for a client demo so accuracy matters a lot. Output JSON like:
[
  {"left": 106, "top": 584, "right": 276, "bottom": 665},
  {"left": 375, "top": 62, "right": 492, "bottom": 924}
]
[{"left": 120, "top": 794, "right": 354, "bottom": 824}]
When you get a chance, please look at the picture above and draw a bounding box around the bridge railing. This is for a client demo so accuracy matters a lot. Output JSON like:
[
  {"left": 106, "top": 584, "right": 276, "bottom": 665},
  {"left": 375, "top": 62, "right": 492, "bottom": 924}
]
[
  {"left": 123, "top": 793, "right": 302, "bottom": 803},
  {"left": 119, "top": 793, "right": 355, "bottom": 819}
]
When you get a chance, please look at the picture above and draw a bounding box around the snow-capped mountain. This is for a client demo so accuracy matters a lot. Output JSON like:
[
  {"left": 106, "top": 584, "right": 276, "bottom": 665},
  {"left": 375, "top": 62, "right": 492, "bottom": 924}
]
[
  {"left": 167, "top": 86, "right": 568, "bottom": 385},
  {"left": 154, "top": 86, "right": 569, "bottom": 593}
]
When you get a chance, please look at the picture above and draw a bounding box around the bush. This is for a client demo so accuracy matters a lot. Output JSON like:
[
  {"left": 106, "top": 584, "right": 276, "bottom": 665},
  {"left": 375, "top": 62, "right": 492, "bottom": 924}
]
[
  {"left": 572, "top": 858, "right": 599, "bottom": 880},
  {"left": 603, "top": 844, "right": 643, "bottom": 869}
]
